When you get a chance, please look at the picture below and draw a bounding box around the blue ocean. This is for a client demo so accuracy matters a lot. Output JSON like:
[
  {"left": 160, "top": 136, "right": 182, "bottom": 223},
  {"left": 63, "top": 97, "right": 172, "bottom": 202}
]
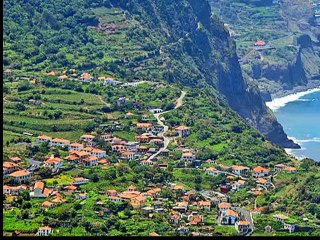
[{"left": 274, "top": 90, "right": 320, "bottom": 161}]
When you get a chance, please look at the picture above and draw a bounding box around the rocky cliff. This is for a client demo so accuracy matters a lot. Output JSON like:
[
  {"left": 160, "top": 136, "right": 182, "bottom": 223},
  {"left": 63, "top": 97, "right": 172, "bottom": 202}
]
[{"left": 111, "top": 0, "right": 299, "bottom": 148}]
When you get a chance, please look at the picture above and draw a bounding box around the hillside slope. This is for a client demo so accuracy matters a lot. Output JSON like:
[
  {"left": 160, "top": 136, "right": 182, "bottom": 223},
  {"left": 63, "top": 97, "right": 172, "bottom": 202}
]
[
  {"left": 209, "top": 0, "right": 320, "bottom": 96},
  {"left": 3, "top": 0, "right": 298, "bottom": 148}
]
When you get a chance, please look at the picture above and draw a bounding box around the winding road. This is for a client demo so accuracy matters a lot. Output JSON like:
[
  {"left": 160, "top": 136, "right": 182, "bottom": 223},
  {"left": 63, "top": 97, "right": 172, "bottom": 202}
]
[{"left": 147, "top": 91, "right": 186, "bottom": 160}]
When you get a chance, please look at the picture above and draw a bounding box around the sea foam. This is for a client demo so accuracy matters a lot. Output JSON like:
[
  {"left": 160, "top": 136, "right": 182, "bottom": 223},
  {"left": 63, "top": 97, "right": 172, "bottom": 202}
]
[{"left": 266, "top": 88, "right": 320, "bottom": 111}]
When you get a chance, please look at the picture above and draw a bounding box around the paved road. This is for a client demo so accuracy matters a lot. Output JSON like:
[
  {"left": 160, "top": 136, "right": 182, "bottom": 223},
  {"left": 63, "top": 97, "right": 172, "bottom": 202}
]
[
  {"left": 147, "top": 91, "right": 186, "bottom": 160},
  {"left": 232, "top": 206, "right": 254, "bottom": 236},
  {"left": 26, "top": 158, "right": 42, "bottom": 171}
]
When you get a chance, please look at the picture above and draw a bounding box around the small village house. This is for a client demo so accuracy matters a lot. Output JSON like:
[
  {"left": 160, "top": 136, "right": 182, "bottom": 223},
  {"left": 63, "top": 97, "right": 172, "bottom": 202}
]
[
  {"left": 218, "top": 202, "right": 231, "bottom": 213},
  {"left": 30, "top": 181, "right": 53, "bottom": 198},
  {"left": 44, "top": 157, "right": 63, "bottom": 171},
  {"left": 220, "top": 209, "right": 239, "bottom": 225},
  {"left": 73, "top": 177, "right": 89, "bottom": 185},
  {"left": 80, "top": 134, "right": 96, "bottom": 142},
  {"left": 235, "top": 220, "right": 251, "bottom": 233},
  {"left": 3, "top": 162, "right": 19, "bottom": 176},
  {"left": 232, "top": 165, "right": 250, "bottom": 176},
  {"left": 130, "top": 195, "right": 147, "bottom": 209},
  {"left": 181, "top": 152, "right": 195, "bottom": 162},
  {"left": 10, "top": 157, "right": 22, "bottom": 164},
  {"left": 49, "top": 138, "right": 70, "bottom": 147},
  {"left": 252, "top": 166, "right": 270, "bottom": 178},
  {"left": 69, "top": 143, "right": 84, "bottom": 151},
  {"left": 35, "top": 226, "right": 52, "bottom": 236},
  {"left": 9, "top": 170, "right": 31, "bottom": 184},
  {"left": 206, "top": 167, "right": 221, "bottom": 176},
  {"left": 232, "top": 180, "right": 247, "bottom": 191},
  {"left": 37, "top": 135, "right": 52, "bottom": 144},
  {"left": 175, "top": 126, "right": 191, "bottom": 137},
  {"left": 3, "top": 185, "right": 27, "bottom": 195},
  {"left": 90, "top": 148, "right": 107, "bottom": 159},
  {"left": 198, "top": 201, "right": 211, "bottom": 211}
]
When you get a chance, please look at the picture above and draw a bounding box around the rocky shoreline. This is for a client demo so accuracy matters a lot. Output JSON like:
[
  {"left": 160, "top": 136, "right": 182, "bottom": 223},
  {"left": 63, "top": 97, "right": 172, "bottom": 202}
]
[{"left": 270, "top": 80, "right": 320, "bottom": 99}]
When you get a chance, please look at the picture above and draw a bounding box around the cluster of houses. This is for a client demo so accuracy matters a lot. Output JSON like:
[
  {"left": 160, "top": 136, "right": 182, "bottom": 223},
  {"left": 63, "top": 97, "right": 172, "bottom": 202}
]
[
  {"left": 47, "top": 70, "right": 144, "bottom": 86},
  {"left": 2, "top": 106, "right": 301, "bottom": 236},
  {"left": 204, "top": 163, "right": 297, "bottom": 195}
]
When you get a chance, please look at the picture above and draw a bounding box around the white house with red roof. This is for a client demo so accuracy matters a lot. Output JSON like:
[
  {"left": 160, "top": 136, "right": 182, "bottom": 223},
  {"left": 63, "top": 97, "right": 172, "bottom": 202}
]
[
  {"left": 73, "top": 177, "right": 89, "bottom": 185},
  {"left": 3, "top": 162, "right": 19, "bottom": 176},
  {"left": 69, "top": 143, "right": 84, "bottom": 151},
  {"left": 220, "top": 209, "right": 239, "bottom": 225},
  {"left": 44, "top": 157, "right": 63, "bottom": 171},
  {"left": 181, "top": 152, "right": 195, "bottom": 162},
  {"left": 232, "top": 165, "right": 250, "bottom": 176},
  {"left": 37, "top": 135, "right": 52, "bottom": 144},
  {"left": 206, "top": 167, "right": 221, "bottom": 176},
  {"left": 30, "top": 181, "right": 53, "bottom": 198},
  {"left": 252, "top": 166, "right": 270, "bottom": 178},
  {"left": 232, "top": 180, "right": 247, "bottom": 191},
  {"left": 9, "top": 170, "right": 31, "bottom": 183},
  {"left": 90, "top": 148, "right": 107, "bottom": 159},
  {"left": 175, "top": 126, "right": 190, "bottom": 137},
  {"left": 80, "top": 134, "right": 96, "bottom": 142},
  {"left": 49, "top": 138, "right": 70, "bottom": 147}
]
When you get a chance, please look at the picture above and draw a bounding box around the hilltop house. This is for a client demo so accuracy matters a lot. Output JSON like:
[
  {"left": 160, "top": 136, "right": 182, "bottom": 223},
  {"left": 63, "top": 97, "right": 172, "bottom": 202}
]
[
  {"left": 121, "top": 151, "right": 135, "bottom": 160},
  {"left": 198, "top": 201, "right": 211, "bottom": 211},
  {"left": 274, "top": 164, "right": 287, "bottom": 172},
  {"left": 117, "top": 97, "right": 128, "bottom": 106},
  {"left": 256, "top": 178, "right": 272, "bottom": 187},
  {"left": 149, "top": 108, "right": 163, "bottom": 114},
  {"left": 284, "top": 166, "right": 297, "bottom": 173},
  {"left": 136, "top": 123, "right": 153, "bottom": 132},
  {"left": 80, "top": 73, "right": 94, "bottom": 83},
  {"left": 90, "top": 148, "right": 107, "bottom": 159},
  {"left": 82, "top": 156, "right": 98, "bottom": 166},
  {"left": 124, "top": 142, "right": 139, "bottom": 152},
  {"left": 106, "top": 189, "right": 118, "bottom": 197}
]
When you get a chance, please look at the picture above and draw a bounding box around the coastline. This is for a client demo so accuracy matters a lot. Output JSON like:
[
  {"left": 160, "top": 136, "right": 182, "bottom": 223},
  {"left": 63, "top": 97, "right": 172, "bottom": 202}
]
[
  {"left": 266, "top": 86, "right": 320, "bottom": 161},
  {"left": 265, "top": 87, "right": 320, "bottom": 111},
  {"left": 269, "top": 80, "right": 320, "bottom": 99}
]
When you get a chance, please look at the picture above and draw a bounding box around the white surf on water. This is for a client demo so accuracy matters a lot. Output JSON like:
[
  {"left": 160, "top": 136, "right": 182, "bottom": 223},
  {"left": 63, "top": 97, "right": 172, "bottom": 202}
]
[
  {"left": 265, "top": 87, "right": 320, "bottom": 111},
  {"left": 266, "top": 88, "right": 320, "bottom": 161}
]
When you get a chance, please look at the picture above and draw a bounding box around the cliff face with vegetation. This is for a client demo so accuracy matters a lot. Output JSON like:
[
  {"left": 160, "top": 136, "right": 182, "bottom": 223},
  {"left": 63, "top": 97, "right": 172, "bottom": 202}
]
[
  {"left": 111, "top": 0, "right": 298, "bottom": 148},
  {"left": 3, "top": 0, "right": 298, "bottom": 148},
  {"left": 209, "top": 0, "right": 320, "bottom": 95}
]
